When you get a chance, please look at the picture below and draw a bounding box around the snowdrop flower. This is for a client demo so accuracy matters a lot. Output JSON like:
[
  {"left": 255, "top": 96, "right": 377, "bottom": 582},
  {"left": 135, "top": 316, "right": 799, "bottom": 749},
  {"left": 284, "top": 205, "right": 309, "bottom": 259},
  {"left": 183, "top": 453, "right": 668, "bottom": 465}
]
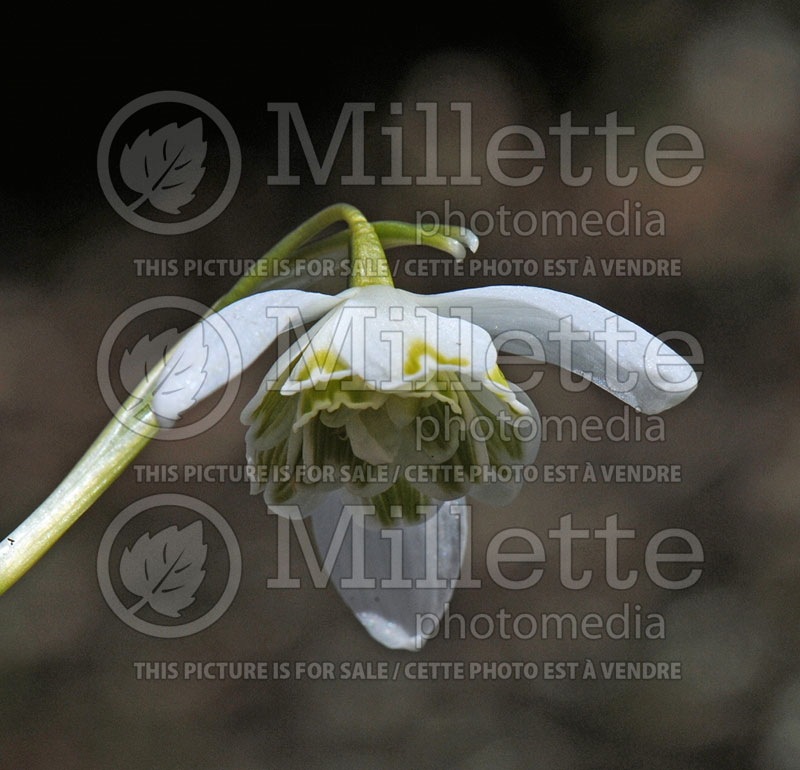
[
  {"left": 0, "top": 206, "right": 697, "bottom": 649},
  {"left": 152, "top": 210, "right": 698, "bottom": 651}
]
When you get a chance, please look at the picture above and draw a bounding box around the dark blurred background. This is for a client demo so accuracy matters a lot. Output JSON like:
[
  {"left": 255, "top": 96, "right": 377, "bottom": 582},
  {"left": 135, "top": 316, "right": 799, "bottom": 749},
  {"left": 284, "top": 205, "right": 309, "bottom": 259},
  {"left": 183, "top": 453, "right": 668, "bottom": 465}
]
[{"left": 1, "top": 7, "right": 800, "bottom": 768}]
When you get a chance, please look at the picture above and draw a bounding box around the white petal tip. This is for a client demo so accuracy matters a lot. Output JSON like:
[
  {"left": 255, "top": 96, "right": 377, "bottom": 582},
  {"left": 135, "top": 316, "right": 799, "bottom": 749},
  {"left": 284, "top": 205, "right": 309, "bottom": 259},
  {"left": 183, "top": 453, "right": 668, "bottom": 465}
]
[
  {"left": 355, "top": 611, "right": 424, "bottom": 651},
  {"left": 450, "top": 241, "right": 467, "bottom": 262},
  {"left": 460, "top": 228, "right": 479, "bottom": 253},
  {"left": 640, "top": 356, "right": 700, "bottom": 414}
]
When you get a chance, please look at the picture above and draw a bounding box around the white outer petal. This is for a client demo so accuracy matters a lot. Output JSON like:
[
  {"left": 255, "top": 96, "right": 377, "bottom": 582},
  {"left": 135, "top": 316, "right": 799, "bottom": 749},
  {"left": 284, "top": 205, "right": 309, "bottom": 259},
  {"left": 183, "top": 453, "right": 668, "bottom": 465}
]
[
  {"left": 310, "top": 492, "right": 469, "bottom": 651},
  {"left": 424, "top": 286, "right": 699, "bottom": 414},
  {"left": 152, "top": 290, "right": 343, "bottom": 423},
  {"left": 282, "top": 285, "right": 502, "bottom": 394}
]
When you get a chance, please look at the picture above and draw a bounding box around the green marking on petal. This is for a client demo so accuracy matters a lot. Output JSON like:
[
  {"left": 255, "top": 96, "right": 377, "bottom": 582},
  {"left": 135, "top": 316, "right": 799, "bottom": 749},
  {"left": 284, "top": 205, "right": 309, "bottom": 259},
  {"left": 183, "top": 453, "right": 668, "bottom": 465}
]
[
  {"left": 484, "top": 363, "right": 530, "bottom": 415},
  {"left": 293, "top": 377, "right": 388, "bottom": 430},
  {"left": 370, "top": 478, "right": 430, "bottom": 525},
  {"left": 246, "top": 350, "right": 535, "bottom": 510},
  {"left": 409, "top": 371, "right": 462, "bottom": 412},
  {"left": 487, "top": 364, "right": 510, "bottom": 389},
  {"left": 403, "top": 339, "right": 467, "bottom": 377},
  {"left": 292, "top": 348, "right": 351, "bottom": 384},
  {"left": 247, "top": 363, "right": 303, "bottom": 450}
]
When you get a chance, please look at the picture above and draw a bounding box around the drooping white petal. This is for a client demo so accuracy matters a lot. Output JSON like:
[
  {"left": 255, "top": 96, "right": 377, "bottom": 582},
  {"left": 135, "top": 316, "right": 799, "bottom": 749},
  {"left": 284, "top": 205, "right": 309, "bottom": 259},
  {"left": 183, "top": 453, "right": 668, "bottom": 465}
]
[
  {"left": 310, "top": 492, "right": 469, "bottom": 651},
  {"left": 424, "top": 286, "right": 699, "bottom": 414},
  {"left": 151, "top": 290, "right": 343, "bottom": 423},
  {"left": 281, "top": 285, "right": 524, "bottom": 410}
]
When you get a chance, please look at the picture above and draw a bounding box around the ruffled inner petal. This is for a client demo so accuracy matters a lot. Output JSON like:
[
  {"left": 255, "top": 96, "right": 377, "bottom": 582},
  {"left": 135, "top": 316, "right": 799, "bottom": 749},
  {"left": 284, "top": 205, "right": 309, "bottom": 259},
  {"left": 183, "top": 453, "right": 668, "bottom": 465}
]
[{"left": 242, "top": 286, "right": 542, "bottom": 514}]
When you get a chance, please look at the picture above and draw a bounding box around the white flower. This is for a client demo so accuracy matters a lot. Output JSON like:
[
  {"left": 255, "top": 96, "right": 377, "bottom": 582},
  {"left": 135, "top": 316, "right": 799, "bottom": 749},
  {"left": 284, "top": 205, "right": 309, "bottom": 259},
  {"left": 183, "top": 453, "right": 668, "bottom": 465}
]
[
  {"left": 242, "top": 284, "right": 541, "bottom": 516},
  {"left": 154, "top": 276, "right": 697, "bottom": 650}
]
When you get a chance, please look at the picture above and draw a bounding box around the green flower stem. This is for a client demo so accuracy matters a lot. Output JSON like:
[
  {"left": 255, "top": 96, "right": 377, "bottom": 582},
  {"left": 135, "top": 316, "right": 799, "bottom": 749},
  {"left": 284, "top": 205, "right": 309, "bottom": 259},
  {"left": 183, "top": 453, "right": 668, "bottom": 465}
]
[
  {"left": 0, "top": 204, "right": 361, "bottom": 595},
  {"left": 210, "top": 203, "right": 369, "bottom": 313},
  {"left": 294, "top": 221, "right": 474, "bottom": 263},
  {"left": 0, "top": 207, "right": 476, "bottom": 595},
  {"left": 254, "top": 222, "right": 475, "bottom": 292},
  {"left": 345, "top": 209, "right": 393, "bottom": 289},
  {"left": 0, "top": 383, "right": 160, "bottom": 595}
]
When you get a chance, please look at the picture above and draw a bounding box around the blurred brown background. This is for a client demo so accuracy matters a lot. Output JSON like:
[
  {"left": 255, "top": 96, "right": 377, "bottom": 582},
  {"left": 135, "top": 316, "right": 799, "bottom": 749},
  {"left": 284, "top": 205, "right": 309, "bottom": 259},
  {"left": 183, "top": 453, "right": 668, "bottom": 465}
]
[{"left": 1, "top": 8, "right": 800, "bottom": 768}]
